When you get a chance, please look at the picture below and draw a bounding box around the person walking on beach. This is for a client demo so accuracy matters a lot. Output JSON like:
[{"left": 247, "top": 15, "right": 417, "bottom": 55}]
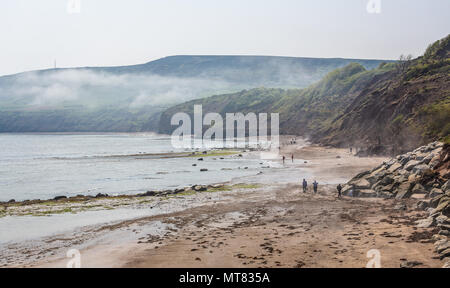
[
  {"left": 291, "top": 154, "right": 294, "bottom": 163},
  {"left": 302, "top": 179, "right": 308, "bottom": 193},
  {"left": 337, "top": 184, "right": 342, "bottom": 198},
  {"left": 313, "top": 180, "right": 318, "bottom": 194},
  {"left": 282, "top": 156, "right": 286, "bottom": 165}
]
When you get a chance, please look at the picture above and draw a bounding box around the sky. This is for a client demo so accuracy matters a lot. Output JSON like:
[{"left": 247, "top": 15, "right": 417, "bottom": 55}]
[{"left": 0, "top": 0, "right": 449, "bottom": 76}]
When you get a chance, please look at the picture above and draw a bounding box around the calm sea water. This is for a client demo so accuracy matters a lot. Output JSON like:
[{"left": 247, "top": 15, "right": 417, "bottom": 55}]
[{"left": 0, "top": 133, "right": 267, "bottom": 202}]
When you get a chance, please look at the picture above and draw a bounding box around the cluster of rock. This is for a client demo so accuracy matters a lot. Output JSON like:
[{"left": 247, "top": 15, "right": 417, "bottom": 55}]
[
  {"left": 1, "top": 184, "right": 226, "bottom": 207},
  {"left": 342, "top": 142, "right": 446, "bottom": 199},
  {"left": 344, "top": 141, "right": 450, "bottom": 267},
  {"left": 137, "top": 184, "right": 225, "bottom": 197}
]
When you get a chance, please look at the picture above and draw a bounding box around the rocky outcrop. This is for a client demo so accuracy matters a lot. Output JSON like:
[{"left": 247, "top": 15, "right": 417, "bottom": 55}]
[
  {"left": 344, "top": 141, "right": 450, "bottom": 267},
  {"left": 343, "top": 142, "right": 446, "bottom": 199}
]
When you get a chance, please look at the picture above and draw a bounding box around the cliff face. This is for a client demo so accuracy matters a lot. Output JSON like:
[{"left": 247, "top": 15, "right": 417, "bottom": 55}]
[{"left": 318, "top": 35, "right": 450, "bottom": 154}]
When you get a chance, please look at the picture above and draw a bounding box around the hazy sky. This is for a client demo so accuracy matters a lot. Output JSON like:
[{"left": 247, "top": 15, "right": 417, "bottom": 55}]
[{"left": 1, "top": 0, "right": 449, "bottom": 76}]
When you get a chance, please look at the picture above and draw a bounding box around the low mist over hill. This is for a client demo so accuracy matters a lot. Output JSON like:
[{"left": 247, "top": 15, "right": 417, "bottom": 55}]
[{"left": 0, "top": 56, "right": 387, "bottom": 132}]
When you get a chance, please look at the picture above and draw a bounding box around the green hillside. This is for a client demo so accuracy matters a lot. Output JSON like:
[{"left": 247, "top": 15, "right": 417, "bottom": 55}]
[
  {"left": 159, "top": 62, "right": 396, "bottom": 136},
  {"left": 159, "top": 35, "right": 450, "bottom": 155}
]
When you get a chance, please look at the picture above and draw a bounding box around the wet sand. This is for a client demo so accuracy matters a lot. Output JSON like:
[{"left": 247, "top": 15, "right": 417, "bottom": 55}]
[{"left": 12, "top": 142, "right": 443, "bottom": 268}]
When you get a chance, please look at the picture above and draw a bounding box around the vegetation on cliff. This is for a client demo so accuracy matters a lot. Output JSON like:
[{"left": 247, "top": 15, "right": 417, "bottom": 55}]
[{"left": 159, "top": 35, "right": 450, "bottom": 155}]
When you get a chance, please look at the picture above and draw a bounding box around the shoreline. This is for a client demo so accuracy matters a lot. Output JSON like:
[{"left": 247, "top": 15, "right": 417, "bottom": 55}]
[{"left": 2, "top": 141, "right": 444, "bottom": 268}]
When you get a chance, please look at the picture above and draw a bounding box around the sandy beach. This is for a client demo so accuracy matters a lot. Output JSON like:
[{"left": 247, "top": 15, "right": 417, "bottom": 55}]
[{"left": 2, "top": 141, "right": 443, "bottom": 268}]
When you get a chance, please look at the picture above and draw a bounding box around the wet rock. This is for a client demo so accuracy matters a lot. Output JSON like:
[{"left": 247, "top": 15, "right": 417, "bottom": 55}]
[
  {"left": 95, "top": 193, "right": 108, "bottom": 198},
  {"left": 193, "top": 185, "right": 207, "bottom": 192},
  {"left": 142, "top": 191, "right": 157, "bottom": 197},
  {"left": 198, "top": 158, "right": 204, "bottom": 161},
  {"left": 210, "top": 184, "right": 225, "bottom": 189},
  {"left": 192, "top": 164, "right": 197, "bottom": 166},
  {"left": 200, "top": 168, "right": 208, "bottom": 172},
  {"left": 53, "top": 196, "right": 67, "bottom": 201}
]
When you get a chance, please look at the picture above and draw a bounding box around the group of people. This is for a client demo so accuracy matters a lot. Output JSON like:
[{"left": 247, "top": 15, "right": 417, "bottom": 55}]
[
  {"left": 302, "top": 179, "right": 345, "bottom": 199},
  {"left": 301, "top": 179, "right": 319, "bottom": 194},
  {"left": 282, "top": 154, "right": 344, "bottom": 198},
  {"left": 282, "top": 154, "right": 294, "bottom": 164}
]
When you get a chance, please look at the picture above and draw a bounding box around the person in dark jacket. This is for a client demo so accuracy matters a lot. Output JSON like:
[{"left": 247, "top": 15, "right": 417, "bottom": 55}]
[
  {"left": 302, "top": 179, "right": 308, "bottom": 193},
  {"left": 313, "top": 180, "right": 318, "bottom": 193},
  {"left": 337, "top": 184, "right": 342, "bottom": 198}
]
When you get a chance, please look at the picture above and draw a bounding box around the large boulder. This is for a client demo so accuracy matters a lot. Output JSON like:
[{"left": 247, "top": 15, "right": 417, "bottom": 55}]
[
  {"left": 422, "top": 153, "right": 436, "bottom": 165},
  {"left": 434, "top": 197, "right": 450, "bottom": 215},
  {"left": 395, "top": 182, "right": 414, "bottom": 199},
  {"left": 430, "top": 195, "right": 444, "bottom": 208},
  {"left": 367, "top": 168, "right": 387, "bottom": 184},
  {"left": 429, "top": 188, "right": 444, "bottom": 198},
  {"left": 388, "top": 163, "right": 402, "bottom": 173},
  {"left": 416, "top": 217, "right": 435, "bottom": 228},
  {"left": 411, "top": 183, "right": 428, "bottom": 195},
  {"left": 355, "top": 190, "right": 377, "bottom": 198},
  {"left": 412, "top": 164, "right": 431, "bottom": 174},
  {"left": 405, "top": 160, "right": 421, "bottom": 171},
  {"left": 442, "top": 180, "right": 450, "bottom": 192},
  {"left": 349, "top": 178, "right": 372, "bottom": 190},
  {"left": 192, "top": 185, "right": 207, "bottom": 192}
]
